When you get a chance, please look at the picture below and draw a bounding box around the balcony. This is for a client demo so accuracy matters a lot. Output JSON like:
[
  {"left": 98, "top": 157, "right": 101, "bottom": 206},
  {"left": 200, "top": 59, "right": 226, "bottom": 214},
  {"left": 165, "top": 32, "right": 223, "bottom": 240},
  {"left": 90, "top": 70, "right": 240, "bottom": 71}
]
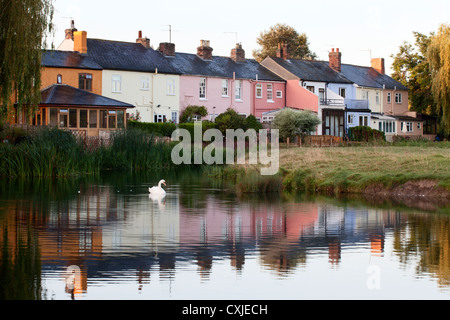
[
  {"left": 320, "top": 98, "right": 345, "bottom": 107},
  {"left": 345, "top": 99, "right": 370, "bottom": 110}
]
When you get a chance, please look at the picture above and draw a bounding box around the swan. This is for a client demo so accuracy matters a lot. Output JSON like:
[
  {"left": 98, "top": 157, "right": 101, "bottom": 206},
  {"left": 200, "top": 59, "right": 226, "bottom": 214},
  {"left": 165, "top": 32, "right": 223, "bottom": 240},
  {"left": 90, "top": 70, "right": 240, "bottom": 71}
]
[{"left": 149, "top": 179, "right": 166, "bottom": 195}]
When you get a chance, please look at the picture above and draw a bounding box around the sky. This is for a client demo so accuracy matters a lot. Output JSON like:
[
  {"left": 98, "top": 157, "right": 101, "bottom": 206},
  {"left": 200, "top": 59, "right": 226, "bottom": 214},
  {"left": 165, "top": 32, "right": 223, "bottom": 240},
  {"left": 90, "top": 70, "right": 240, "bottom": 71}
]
[{"left": 50, "top": 0, "right": 450, "bottom": 75}]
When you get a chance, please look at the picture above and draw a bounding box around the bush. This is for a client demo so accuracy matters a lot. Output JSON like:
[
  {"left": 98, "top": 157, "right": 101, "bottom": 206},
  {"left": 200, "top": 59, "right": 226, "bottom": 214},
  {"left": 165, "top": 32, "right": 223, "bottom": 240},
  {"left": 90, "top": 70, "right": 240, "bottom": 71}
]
[
  {"left": 178, "top": 121, "right": 217, "bottom": 137},
  {"left": 180, "top": 105, "right": 208, "bottom": 123},
  {"left": 128, "top": 120, "right": 177, "bottom": 137},
  {"left": 215, "top": 108, "right": 246, "bottom": 134},
  {"left": 244, "top": 115, "right": 263, "bottom": 131},
  {"left": 272, "top": 108, "right": 321, "bottom": 141},
  {"left": 349, "top": 126, "right": 386, "bottom": 142}
]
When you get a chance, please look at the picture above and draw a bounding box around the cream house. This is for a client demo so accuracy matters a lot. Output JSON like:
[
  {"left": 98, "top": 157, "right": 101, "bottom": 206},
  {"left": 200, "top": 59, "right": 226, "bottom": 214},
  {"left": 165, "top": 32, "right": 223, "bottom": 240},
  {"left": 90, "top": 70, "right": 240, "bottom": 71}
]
[{"left": 59, "top": 27, "right": 181, "bottom": 123}]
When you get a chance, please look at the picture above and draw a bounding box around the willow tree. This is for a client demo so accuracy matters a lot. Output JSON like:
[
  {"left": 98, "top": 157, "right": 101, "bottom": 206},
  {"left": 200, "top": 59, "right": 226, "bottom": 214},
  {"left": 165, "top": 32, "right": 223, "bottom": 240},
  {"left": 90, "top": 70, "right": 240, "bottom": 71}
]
[
  {"left": 427, "top": 24, "right": 450, "bottom": 135},
  {"left": 253, "top": 23, "right": 317, "bottom": 62},
  {"left": 0, "top": 0, "right": 54, "bottom": 122}
]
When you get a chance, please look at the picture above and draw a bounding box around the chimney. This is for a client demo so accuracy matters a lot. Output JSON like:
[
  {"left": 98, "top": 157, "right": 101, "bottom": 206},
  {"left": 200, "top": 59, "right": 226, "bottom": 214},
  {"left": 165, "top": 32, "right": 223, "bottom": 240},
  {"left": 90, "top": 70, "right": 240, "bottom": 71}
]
[
  {"left": 64, "top": 20, "right": 77, "bottom": 40},
  {"left": 136, "top": 30, "right": 150, "bottom": 48},
  {"left": 329, "top": 48, "right": 342, "bottom": 72},
  {"left": 231, "top": 43, "right": 245, "bottom": 62},
  {"left": 371, "top": 58, "right": 385, "bottom": 75},
  {"left": 276, "top": 42, "right": 290, "bottom": 60},
  {"left": 158, "top": 42, "right": 176, "bottom": 57},
  {"left": 197, "top": 40, "right": 213, "bottom": 60},
  {"left": 74, "top": 31, "right": 87, "bottom": 54}
]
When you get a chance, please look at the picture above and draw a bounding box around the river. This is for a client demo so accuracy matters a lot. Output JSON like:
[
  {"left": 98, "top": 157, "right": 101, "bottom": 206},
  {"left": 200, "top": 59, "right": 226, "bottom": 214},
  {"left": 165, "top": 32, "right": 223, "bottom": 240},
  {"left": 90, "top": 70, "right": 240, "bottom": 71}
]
[{"left": 0, "top": 170, "right": 449, "bottom": 300}]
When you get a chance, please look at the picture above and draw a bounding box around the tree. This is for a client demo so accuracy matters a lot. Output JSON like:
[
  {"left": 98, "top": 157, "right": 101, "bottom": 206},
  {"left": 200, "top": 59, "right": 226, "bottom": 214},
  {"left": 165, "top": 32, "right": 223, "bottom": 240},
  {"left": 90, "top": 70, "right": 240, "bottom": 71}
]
[
  {"left": 272, "top": 108, "right": 320, "bottom": 141},
  {"left": 214, "top": 108, "right": 246, "bottom": 134},
  {"left": 391, "top": 31, "right": 436, "bottom": 116},
  {"left": 0, "top": 0, "right": 54, "bottom": 122},
  {"left": 253, "top": 23, "right": 317, "bottom": 62},
  {"left": 427, "top": 24, "right": 450, "bottom": 135},
  {"left": 179, "top": 105, "right": 208, "bottom": 123}
]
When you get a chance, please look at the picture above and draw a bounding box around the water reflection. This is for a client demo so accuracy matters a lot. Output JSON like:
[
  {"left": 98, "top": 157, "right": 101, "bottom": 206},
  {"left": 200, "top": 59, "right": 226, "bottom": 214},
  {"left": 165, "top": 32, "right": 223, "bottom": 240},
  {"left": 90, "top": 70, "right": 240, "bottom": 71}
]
[{"left": 0, "top": 174, "right": 449, "bottom": 300}]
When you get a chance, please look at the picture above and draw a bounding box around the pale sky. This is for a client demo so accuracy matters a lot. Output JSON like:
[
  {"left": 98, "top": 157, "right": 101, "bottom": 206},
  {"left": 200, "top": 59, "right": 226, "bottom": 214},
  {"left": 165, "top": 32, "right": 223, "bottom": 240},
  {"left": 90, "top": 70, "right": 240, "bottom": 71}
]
[{"left": 50, "top": 0, "right": 450, "bottom": 75}]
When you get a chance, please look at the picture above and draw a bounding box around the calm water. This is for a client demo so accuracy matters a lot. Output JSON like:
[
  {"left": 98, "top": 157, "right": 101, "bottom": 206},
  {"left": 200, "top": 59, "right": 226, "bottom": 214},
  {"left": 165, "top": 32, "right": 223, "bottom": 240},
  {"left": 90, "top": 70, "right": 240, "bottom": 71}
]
[{"left": 0, "top": 171, "right": 449, "bottom": 300}]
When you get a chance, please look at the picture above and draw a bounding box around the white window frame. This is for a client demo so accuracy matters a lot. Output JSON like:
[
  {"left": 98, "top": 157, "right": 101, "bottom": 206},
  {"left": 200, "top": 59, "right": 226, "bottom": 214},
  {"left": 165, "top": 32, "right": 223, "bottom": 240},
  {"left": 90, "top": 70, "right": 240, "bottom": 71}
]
[
  {"left": 171, "top": 111, "right": 178, "bottom": 123},
  {"left": 347, "top": 114, "right": 353, "bottom": 125},
  {"left": 339, "top": 88, "right": 346, "bottom": 98},
  {"left": 199, "top": 78, "right": 207, "bottom": 99},
  {"left": 387, "top": 92, "right": 391, "bottom": 103},
  {"left": 140, "top": 77, "right": 150, "bottom": 91},
  {"left": 235, "top": 80, "right": 242, "bottom": 101},
  {"left": 167, "top": 78, "right": 176, "bottom": 96},
  {"left": 267, "top": 84, "right": 273, "bottom": 102},
  {"left": 222, "top": 79, "right": 229, "bottom": 97},
  {"left": 376, "top": 92, "right": 380, "bottom": 105},
  {"left": 395, "top": 93, "right": 402, "bottom": 104},
  {"left": 359, "top": 115, "right": 368, "bottom": 126},
  {"left": 401, "top": 122, "right": 413, "bottom": 133},
  {"left": 255, "top": 84, "right": 262, "bottom": 99},
  {"left": 112, "top": 75, "right": 122, "bottom": 93},
  {"left": 276, "top": 90, "right": 283, "bottom": 99}
]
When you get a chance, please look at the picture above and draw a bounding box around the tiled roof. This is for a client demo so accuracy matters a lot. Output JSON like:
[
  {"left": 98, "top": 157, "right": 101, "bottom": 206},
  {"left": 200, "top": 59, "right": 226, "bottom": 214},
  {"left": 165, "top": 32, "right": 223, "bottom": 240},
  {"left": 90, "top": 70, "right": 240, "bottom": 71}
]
[
  {"left": 40, "top": 84, "right": 134, "bottom": 108},
  {"left": 268, "top": 57, "right": 353, "bottom": 84},
  {"left": 41, "top": 50, "right": 102, "bottom": 70},
  {"left": 340, "top": 64, "right": 409, "bottom": 90},
  {"left": 168, "top": 52, "right": 285, "bottom": 81},
  {"left": 86, "top": 39, "right": 179, "bottom": 74}
]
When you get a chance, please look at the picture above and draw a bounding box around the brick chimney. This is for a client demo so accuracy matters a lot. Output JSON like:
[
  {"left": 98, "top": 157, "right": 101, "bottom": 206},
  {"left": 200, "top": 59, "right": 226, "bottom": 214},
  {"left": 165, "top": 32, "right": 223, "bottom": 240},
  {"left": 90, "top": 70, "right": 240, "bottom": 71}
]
[
  {"left": 276, "top": 42, "right": 290, "bottom": 60},
  {"left": 371, "top": 58, "right": 385, "bottom": 75},
  {"left": 231, "top": 43, "right": 245, "bottom": 62},
  {"left": 158, "top": 42, "right": 176, "bottom": 57},
  {"left": 64, "top": 20, "right": 77, "bottom": 41},
  {"left": 136, "top": 30, "right": 150, "bottom": 48},
  {"left": 329, "top": 48, "right": 342, "bottom": 72},
  {"left": 74, "top": 31, "right": 87, "bottom": 54},
  {"left": 197, "top": 40, "right": 213, "bottom": 60}
]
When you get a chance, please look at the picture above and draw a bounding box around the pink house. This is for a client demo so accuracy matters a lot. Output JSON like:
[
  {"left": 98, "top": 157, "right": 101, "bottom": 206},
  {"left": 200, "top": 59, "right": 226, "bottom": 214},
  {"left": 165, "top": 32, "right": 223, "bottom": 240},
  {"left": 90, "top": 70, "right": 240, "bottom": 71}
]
[{"left": 161, "top": 41, "right": 286, "bottom": 120}]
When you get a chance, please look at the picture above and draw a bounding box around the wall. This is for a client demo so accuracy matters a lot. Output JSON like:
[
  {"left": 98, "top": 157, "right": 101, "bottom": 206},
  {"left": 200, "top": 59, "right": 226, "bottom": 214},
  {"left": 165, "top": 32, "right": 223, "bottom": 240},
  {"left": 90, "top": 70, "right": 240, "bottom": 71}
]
[
  {"left": 356, "top": 87, "right": 383, "bottom": 114},
  {"left": 253, "top": 81, "right": 286, "bottom": 119},
  {"left": 41, "top": 67, "right": 103, "bottom": 95},
  {"left": 285, "top": 80, "right": 319, "bottom": 113},
  {"left": 382, "top": 89, "right": 409, "bottom": 115}
]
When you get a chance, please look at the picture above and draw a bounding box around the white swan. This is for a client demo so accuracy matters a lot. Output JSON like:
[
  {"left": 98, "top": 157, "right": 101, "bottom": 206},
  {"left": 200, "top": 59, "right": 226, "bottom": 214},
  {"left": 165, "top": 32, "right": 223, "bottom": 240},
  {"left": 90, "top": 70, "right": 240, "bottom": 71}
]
[{"left": 149, "top": 179, "right": 166, "bottom": 195}]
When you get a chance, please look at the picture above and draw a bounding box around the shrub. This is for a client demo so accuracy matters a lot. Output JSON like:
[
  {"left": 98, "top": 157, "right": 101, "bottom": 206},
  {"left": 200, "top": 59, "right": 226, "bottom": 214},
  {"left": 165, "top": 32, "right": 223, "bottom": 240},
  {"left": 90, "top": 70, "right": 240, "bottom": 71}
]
[
  {"left": 214, "top": 108, "right": 246, "bottom": 134},
  {"left": 180, "top": 105, "right": 208, "bottom": 123},
  {"left": 244, "top": 115, "right": 263, "bottom": 131},
  {"left": 272, "top": 108, "right": 321, "bottom": 141},
  {"left": 178, "top": 121, "right": 217, "bottom": 137},
  {"left": 349, "top": 126, "right": 386, "bottom": 142},
  {"left": 128, "top": 120, "right": 177, "bottom": 137}
]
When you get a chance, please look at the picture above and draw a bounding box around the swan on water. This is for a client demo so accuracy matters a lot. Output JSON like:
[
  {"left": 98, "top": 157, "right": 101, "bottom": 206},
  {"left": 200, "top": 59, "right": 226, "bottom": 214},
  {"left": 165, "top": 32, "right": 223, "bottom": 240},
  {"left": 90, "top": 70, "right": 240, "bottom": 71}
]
[{"left": 149, "top": 180, "right": 166, "bottom": 195}]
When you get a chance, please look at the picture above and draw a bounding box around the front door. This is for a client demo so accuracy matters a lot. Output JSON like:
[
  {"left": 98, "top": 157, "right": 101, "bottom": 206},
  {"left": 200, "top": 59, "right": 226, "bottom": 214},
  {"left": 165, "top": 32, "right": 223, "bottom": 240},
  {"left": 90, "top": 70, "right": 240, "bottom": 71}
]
[{"left": 322, "top": 109, "right": 345, "bottom": 137}]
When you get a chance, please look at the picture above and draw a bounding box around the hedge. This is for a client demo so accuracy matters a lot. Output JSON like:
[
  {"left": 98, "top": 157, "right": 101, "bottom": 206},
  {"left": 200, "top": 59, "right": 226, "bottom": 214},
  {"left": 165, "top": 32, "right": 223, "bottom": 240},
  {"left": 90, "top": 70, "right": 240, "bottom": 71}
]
[
  {"left": 349, "top": 126, "right": 386, "bottom": 142},
  {"left": 128, "top": 120, "right": 177, "bottom": 137}
]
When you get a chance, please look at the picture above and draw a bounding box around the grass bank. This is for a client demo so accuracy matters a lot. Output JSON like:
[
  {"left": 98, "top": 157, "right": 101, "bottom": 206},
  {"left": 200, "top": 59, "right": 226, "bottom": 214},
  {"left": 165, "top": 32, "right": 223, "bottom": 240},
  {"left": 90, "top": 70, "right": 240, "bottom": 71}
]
[{"left": 206, "top": 143, "right": 450, "bottom": 198}]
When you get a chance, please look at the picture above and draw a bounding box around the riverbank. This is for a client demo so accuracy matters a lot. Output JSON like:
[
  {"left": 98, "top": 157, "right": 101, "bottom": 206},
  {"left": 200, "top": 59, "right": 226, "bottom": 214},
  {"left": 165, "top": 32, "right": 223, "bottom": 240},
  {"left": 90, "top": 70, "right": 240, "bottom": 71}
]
[{"left": 207, "top": 143, "right": 450, "bottom": 199}]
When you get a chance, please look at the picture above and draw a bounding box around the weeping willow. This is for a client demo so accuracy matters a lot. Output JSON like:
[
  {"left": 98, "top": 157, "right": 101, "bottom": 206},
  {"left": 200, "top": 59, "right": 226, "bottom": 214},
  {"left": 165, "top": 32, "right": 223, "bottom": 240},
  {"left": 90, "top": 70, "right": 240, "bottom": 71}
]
[
  {"left": 428, "top": 24, "right": 450, "bottom": 135},
  {"left": 0, "top": 0, "right": 54, "bottom": 122}
]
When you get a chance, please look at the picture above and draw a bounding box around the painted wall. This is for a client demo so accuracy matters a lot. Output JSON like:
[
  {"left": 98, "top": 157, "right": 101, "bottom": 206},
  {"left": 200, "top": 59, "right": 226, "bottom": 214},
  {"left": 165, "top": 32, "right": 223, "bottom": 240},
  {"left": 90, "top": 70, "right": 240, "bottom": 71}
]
[
  {"left": 102, "top": 70, "right": 180, "bottom": 123},
  {"left": 382, "top": 89, "right": 409, "bottom": 115},
  {"left": 285, "top": 80, "right": 319, "bottom": 113},
  {"left": 41, "top": 67, "right": 103, "bottom": 95},
  {"left": 357, "top": 87, "right": 383, "bottom": 114},
  {"left": 253, "top": 81, "right": 286, "bottom": 119},
  {"left": 179, "top": 76, "right": 251, "bottom": 119}
]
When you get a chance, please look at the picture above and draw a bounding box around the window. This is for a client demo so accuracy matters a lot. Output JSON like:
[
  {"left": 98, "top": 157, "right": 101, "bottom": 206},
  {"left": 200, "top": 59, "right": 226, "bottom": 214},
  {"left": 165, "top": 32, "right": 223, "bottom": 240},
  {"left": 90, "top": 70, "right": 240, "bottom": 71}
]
[
  {"left": 112, "top": 75, "right": 122, "bottom": 93},
  {"left": 222, "top": 80, "right": 229, "bottom": 97},
  {"left": 376, "top": 92, "right": 380, "bottom": 105},
  {"left": 348, "top": 114, "right": 353, "bottom": 124},
  {"left": 140, "top": 77, "right": 150, "bottom": 91},
  {"left": 100, "top": 110, "right": 108, "bottom": 128},
  {"left": 276, "top": 90, "right": 283, "bottom": 99},
  {"left": 262, "top": 116, "right": 274, "bottom": 123},
  {"left": 79, "top": 74, "right": 92, "bottom": 91},
  {"left": 361, "top": 90, "right": 369, "bottom": 100},
  {"left": 57, "top": 74, "right": 62, "bottom": 84},
  {"left": 69, "top": 109, "right": 77, "bottom": 128},
  {"left": 108, "top": 111, "right": 117, "bottom": 129},
  {"left": 267, "top": 84, "right": 273, "bottom": 101},
  {"left": 59, "top": 109, "right": 68, "bottom": 128},
  {"left": 117, "top": 111, "right": 125, "bottom": 128},
  {"left": 235, "top": 80, "right": 242, "bottom": 100},
  {"left": 167, "top": 78, "right": 176, "bottom": 96},
  {"left": 359, "top": 115, "right": 368, "bottom": 126},
  {"left": 49, "top": 108, "right": 58, "bottom": 127},
  {"left": 339, "top": 88, "right": 346, "bottom": 98},
  {"left": 171, "top": 111, "right": 178, "bottom": 123},
  {"left": 380, "top": 121, "right": 396, "bottom": 133},
  {"left": 89, "top": 110, "right": 98, "bottom": 128},
  {"left": 80, "top": 110, "right": 88, "bottom": 128},
  {"left": 401, "top": 122, "right": 413, "bottom": 133},
  {"left": 306, "top": 86, "right": 315, "bottom": 93},
  {"left": 199, "top": 78, "right": 206, "bottom": 99},
  {"left": 417, "top": 122, "right": 421, "bottom": 130},
  {"left": 395, "top": 93, "right": 402, "bottom": 104},
  {"left": 319, "top": 89, "right": 325, "bottom": 103},
  {"left": 154, "top": 114, "right": 166, "bottom": 123},
  {"left": 387, "top": 92, "right": 391, "bottom": 103},
  {"left": 255, "top": 84, "right": 262, "bottom": 98}
]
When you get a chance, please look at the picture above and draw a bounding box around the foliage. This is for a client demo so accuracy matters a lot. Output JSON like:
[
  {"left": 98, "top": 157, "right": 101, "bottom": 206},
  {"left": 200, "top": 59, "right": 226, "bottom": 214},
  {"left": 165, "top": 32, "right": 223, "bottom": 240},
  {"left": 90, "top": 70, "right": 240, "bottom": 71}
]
[
  {"left": 349, "top": 126, "right": 386, "bottom": 142},
  {"left": 179, "top": 105, "right": 208, "bottom": 123},
  {"left": 128, "top": 120, "right": 177, "bottom": 137},
  {"left": 253, "top": 23, "right": 317, "bottom": 62},
  {"left": 427, "top": 24, "right": 450, "bottom": 136},
  {"left": 243, "top": 115, "right": 263, "bottom": 131},
  {"left": 391, "top": 31, "right": 436, "bottom": 116},
  {"left": 0, "top": 0, "right": 54, "bottom": 121},
  {"left": 272, "top": 108, "right": 321, "bottom": 141},
  {"left": 178, "top": 121, "right": 217, "bottom": 137},
  {"left": 214, "top": 108, "right": 246, "bottom": 134}
]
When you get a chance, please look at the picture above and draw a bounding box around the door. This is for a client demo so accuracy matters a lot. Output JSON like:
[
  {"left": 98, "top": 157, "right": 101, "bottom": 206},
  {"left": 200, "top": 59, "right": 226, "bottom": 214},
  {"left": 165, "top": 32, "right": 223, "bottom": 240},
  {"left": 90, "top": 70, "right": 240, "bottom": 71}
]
[{"left": 322, "top": 109, "right": 345, "bottom": 137}]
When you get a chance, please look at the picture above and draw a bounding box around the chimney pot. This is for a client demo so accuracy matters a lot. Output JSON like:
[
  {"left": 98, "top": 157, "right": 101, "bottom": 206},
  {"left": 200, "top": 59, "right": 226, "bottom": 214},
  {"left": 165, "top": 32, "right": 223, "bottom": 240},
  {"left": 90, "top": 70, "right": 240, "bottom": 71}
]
[
  {"left": 329, "top": 47, "right": 342, "bottom": 72},
  {"left": 136, "top": 31, "right": 150, "bottom": 48}
]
